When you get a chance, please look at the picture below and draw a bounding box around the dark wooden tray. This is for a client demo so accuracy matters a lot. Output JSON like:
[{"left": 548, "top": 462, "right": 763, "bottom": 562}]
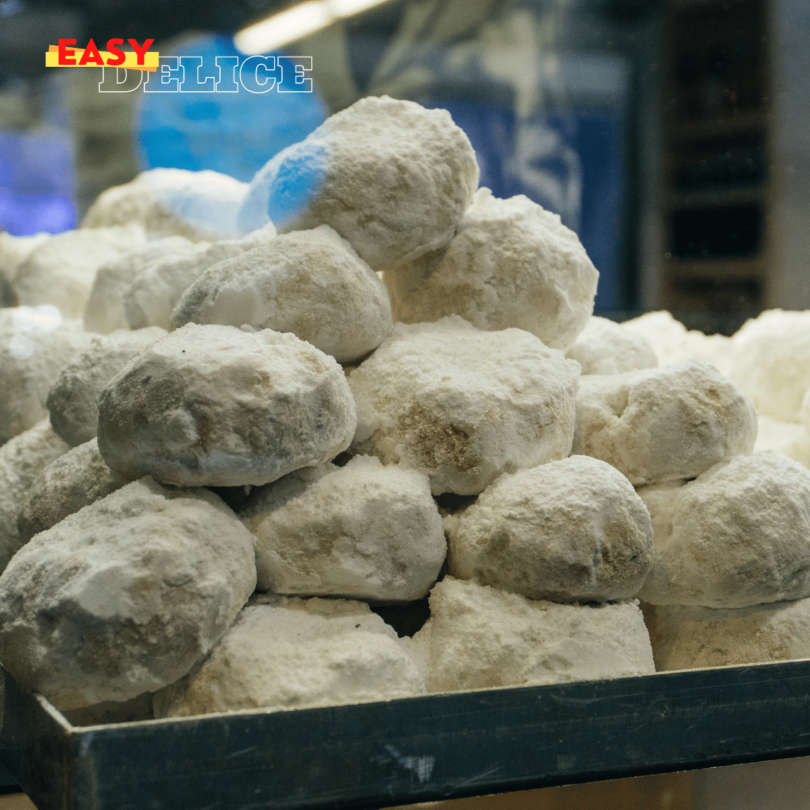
[{"left": 2, "top": 660, "right": 810, "bottom": 810}]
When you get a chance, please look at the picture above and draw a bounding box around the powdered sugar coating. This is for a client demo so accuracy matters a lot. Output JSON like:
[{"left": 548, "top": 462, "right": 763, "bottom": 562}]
[
  {"left": 728, "top": 309, "right": 810, "bottom": 422},
  {"left": 573, "top": 360, "right": 758, "bottom": 485},
  {"left": 83, "top": 168, "right": 200, "bottom": 229},
  {"left": 14, "top": 225, "right": 145, "bottom": 319},
  {"left": 0, "top": 311, "right": 93, "bottom": 444},
  {"left": 47, "top": 327, "right": 167, "bottom": 447},
  {"left": 97, "top": 324, "right": 357, "bottom": 487},
  {"left": 125, "top": 225, "right": 276, "bottom": 331},
  {"left": 384, "top": 188, "right": 599, "bottom": 351},
  {"left": 622, "top": 311, "right": 736, "bottom": 376},
  {"left": 239, "top": 96, "right": 479, "bottom": 272},
  {"left": 0, "top": 478, "right": 256, "bottom": 710},
  {"left": 83, "top": 236, "right": 200, "bottom": 334},
  {"left": 0, "top": 232, "right": 50, "bottom": 284},
  {"left": 415, "top": 577, "right": 654, "bottom": 693},
  {"left": 447, "top": 455, "right": 653, "bottom": 603},
  {"left": 0, "top": 420, "right": 68, "bottom": 573},
  {"left": 645, "top": 599, "right": 810, "bottom": 671},
  {"left": 755, "top": 414, "right": 810, "bottom": 468},
  {"left": 154, "top": 597, "right": 424, "bottom": 717},
  {"left": 141, "top": 171, "right": 249, "bottom": 242},
  {"left": 348, "top": 316, "right": 580, "bottom": 495},
  {"left": 637, "top": 453, "right": 810, "bottom": 608},
  {"left": 243, "top": 455, "right": 445, "bottom": 601},
  {"left": 82, "top": 168, "right": 248, "bottom": 242},
  {"left": 801, "top": 387, "right": 810, "bottom": 438},
  {"left": 566, "top": 316, "right": 657, "bottom": 375},
  {"left": 16, "top": 438, "right": 131, "bottom": 546},
  {"left": 172, "top": 226, "right": 391, "bottom": 364}
]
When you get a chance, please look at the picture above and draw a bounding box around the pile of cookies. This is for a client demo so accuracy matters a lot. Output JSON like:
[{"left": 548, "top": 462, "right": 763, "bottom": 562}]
[{"left": 1, "top": 96, "right": 809, "bottom": 724}]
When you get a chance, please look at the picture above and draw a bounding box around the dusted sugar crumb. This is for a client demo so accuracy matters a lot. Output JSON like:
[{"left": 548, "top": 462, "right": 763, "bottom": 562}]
[
  {"left": 243, "top": 455, "right": 446, "bottom": 602},
  {"left": 14, "top": 99, "right": 810, "bottom": 723},
  {"left": 172, "top": 225, "right": 392, "bottom": 364},
  {"left": 239, "top": 96, "right": 479, "bottom": 272},
  {"left": 349, "top": 316, "right": 580, "bottom": 495},
  {"left": 97, "top": 323, "right": 357, "bottom": 487},
  {"left": 572, "top": 360, "right": 758, "bottom": 485},
  {"left": 417, "top": 577, "right": 654, "bottom": 693},
  {"left": 385, "top": 188, "right": 599, "bottom": 351},
  {"left": 638, "top": 453, "right": 810, "bottom": 608},
  {"left": 154, "top": 596, "right": 425, "bottom": 717},
  {"left": 0, "top": 478, "right": 256, "bottom": 710},
  {"left": 119, "top": 241, "right": 211, "bottom": 331},
  {"left": 447, "top": 455, "right": 653, "bottom": 603},
  {"left": 644, "top": 600, "right": 810, "bottom": 671}
]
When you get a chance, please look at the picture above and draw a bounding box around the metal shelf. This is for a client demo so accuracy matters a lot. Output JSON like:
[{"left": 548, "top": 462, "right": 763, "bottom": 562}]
[{"left": 3, "top": 661, "right": 810, "bottom": 810}]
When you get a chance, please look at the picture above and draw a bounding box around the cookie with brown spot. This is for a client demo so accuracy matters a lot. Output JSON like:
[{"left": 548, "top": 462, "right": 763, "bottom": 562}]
[{"left": 348, "top": 316, "right": 579, "bottom": 495}]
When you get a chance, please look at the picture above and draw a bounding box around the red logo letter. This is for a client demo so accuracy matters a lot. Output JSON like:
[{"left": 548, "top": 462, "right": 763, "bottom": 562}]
[
  {"left": 78, "top": 38, "right": 104, "bottom": 66},
  {"left": 58, "top": 39, "right": 76, "bottom": 66},
  {"left": 128, "top": 38, "right": 154, "bottom": 66},
  {"left": 105, "top": 38, "right": 126, "bottom": 66}
]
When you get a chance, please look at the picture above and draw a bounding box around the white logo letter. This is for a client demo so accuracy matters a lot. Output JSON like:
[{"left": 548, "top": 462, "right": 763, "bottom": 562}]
[{"left": 98, "top": 67, "right": 144, "bottom": 93}]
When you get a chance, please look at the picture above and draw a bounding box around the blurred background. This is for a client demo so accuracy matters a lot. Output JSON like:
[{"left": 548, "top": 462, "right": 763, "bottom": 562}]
[
  {"left": 2, "top": 0, "right": 807, "bottom": 334},
  {"left": 1, "top": 1, "right": 810, "bottom": 808}
]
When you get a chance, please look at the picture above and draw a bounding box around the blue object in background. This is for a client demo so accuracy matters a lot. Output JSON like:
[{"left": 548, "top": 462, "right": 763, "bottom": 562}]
[
  {"left": 423, "top": 99, "right": 626, "bottom": 312},
  {"left": 553, "top": 108, "right": 626, "bottom": 313},
  {"left": 0, "top": 129, "right": 76, "bottom": 236},
  {"left": 239, "top": 138, "right": 329, "bottom": 234},
  {"left": 422, "top": 53, "right": 629, "bottom": 312},
  {"left": 426, "top": 101, "right": 579, "bottom": 227},
  {"left": 135, "top": 35, "right": 328, "bottom": 183}
]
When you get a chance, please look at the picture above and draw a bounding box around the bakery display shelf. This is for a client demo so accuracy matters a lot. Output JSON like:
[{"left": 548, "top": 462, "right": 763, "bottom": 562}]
[{"left": 2, "top": 659, "right": 810, "bottom": 810}]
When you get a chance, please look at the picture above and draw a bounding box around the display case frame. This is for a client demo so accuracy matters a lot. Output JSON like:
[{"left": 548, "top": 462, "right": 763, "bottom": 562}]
[{"left": 2, "top": 659, "right": 810, "bottom": 810}]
